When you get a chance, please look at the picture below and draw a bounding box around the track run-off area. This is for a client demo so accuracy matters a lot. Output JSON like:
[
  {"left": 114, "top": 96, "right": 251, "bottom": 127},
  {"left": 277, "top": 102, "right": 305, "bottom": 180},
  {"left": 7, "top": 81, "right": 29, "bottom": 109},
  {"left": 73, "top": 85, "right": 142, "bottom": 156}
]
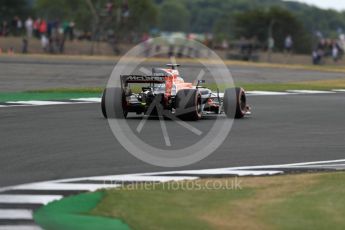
[{"left": 0, "top": 55, "right": 345, "bottom": 229}]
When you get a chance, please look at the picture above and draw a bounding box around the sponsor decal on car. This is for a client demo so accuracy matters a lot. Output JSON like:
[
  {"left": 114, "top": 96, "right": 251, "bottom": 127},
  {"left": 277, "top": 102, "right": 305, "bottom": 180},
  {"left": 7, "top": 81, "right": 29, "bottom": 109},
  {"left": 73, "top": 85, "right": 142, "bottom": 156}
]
[{"left": 122, "top": 75, "right": 166, "bottom": 82}]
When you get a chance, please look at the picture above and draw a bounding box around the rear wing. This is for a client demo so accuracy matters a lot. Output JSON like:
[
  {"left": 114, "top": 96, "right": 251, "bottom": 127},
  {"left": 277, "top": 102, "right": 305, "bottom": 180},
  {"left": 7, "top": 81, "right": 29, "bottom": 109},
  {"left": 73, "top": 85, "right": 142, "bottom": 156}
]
[{"left": 121, "top": 75, "right": 166, "bottom": 84}]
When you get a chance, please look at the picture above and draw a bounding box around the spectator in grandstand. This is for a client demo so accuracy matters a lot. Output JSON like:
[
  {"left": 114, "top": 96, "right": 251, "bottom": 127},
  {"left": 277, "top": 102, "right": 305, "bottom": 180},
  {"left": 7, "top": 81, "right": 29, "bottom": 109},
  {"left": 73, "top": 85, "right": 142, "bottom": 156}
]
[
  {"left": 284, "top": 35, "right": 293, "bottom": 53},
  {"left": 332, "top": 40, "right": 341, "bottom": 62},
  {"left": 22, "top": 37, "right": 28, "bottom": 53},
  {"left": 41, "top": 34, "right": 49, "bottom": 52},
  {"left": 33, "top": 18, "right": 40, "bottom": 38},
  {"left": 39, "top": 19, "right": 47, "bottom": 35},
  {"left": 69, "top": 21, "right": 75, "bottom": 41},
  {"left": 25, "top": 17, "right": 33, "bottom": 38},
  {"left": 11, "top": 16, "right": 18, "bottom": 36},
  {"left": 1, "top": 21, "right": 9, "bottom": 36},
  {"left": 267, "top": 36, "right": 275, "bottom": 62}
]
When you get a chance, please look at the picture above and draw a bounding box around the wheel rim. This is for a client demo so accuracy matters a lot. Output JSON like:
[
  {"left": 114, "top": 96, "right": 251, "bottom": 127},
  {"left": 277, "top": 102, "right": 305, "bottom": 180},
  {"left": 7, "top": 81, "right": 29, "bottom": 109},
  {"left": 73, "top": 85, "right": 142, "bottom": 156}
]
[{"left": 196, "top": 96, "right": 202, "bottom": 117}]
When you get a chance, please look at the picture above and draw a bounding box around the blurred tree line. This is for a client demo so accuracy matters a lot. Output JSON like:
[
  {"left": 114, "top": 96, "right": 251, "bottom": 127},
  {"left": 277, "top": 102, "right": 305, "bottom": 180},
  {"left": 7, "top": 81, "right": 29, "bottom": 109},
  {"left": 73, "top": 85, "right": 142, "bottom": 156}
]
[
  {"left": 2, "top": 0, "right": 345, "bottom": 54},
  {"left": 0, "top": 0, "right": 33, "bottom": 21},
  {"left": 155, "top": 0, "right": 345, "bottom": 54},
  {"left": 234, "top": 7, "right": 312, "bottom": 53}
]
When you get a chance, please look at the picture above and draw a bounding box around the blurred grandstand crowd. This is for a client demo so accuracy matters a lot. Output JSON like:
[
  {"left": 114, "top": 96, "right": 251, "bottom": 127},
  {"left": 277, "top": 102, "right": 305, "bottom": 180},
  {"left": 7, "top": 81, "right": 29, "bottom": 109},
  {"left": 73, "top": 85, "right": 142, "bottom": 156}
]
[
  {"left": 1, "top": 13, "right": 344, "bottom": 65},
  {"left": 312, "top": 36, "right": 345, "bottom": 64}
]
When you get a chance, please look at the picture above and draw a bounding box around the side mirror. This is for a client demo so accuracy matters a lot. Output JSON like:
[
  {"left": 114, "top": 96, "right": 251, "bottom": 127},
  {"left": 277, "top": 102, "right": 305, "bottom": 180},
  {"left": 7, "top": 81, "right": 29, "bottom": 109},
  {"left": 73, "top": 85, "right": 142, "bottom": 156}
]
[{"left": 196, "top": 80, "right": 206, "bottom": 88}]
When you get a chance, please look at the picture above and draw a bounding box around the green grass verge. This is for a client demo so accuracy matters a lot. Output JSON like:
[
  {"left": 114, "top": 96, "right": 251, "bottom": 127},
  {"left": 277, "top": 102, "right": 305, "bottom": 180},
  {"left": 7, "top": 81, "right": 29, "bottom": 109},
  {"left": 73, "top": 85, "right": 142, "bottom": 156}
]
[
  {"left": 0, "top": 91, "right": 101, "bottom": 102},
  {"left": 239, "top": 79, "right": 345, "bottom": 91},
  {"left": 238, "top": 83, "right": 344, "bottom": 91},
  {"left": 91, "top": 172, "right": 345, "bottom": 230},
  {"left": 204, "top": 81, "right": 345, "bottom": 92},
  {"left": 262, "top": 173, "right": 345, "bottom": 230},
  {"left": 91, "top": 181, "right": 253, "bottom": 230},
  {"left": 34, "top": 192, "right": 131, "bottom": 230}
]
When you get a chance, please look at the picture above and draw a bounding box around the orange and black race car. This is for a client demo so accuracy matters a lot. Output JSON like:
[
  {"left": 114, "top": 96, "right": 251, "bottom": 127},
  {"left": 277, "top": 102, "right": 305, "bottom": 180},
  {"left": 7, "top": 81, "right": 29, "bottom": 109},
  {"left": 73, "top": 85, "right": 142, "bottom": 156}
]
[{"left": 101, "top": 64, "right": 250, "bottom": 120}]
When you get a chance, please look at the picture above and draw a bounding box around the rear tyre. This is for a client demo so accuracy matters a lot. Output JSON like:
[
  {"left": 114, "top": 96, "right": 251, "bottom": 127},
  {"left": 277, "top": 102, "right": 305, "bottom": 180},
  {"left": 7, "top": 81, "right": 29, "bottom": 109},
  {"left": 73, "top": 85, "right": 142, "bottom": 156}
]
[
  {"left": 101, "top": 87, "right": 128, "bottom": 119},
  {"left": 175, "top": 89, "right": 202, "bottom": 121},
  {"left": 224, "top": 87, "right": 247, "bottom": 119}
]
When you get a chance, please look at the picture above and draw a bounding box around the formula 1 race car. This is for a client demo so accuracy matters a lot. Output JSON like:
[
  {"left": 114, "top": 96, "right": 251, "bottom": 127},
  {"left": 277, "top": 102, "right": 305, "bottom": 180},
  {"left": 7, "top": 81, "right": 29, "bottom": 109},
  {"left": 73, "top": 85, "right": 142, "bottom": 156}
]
[{"left": 101, "top": 64, "right": 250, "bottom": 120}]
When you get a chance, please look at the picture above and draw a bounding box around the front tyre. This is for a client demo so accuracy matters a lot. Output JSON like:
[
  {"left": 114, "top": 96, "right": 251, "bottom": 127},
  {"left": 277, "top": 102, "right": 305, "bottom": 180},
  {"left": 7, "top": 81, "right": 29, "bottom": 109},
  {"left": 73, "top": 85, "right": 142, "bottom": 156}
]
[{"left": 224, "top": 87, "right": 247, "bottom": 119}]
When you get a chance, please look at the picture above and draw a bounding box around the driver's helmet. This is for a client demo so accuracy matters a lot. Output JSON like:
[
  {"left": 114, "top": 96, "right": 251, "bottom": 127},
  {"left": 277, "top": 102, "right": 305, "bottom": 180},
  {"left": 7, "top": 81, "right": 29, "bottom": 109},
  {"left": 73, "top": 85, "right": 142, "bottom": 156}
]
[{"left": 152, "top": 67, "right": 184, "bottom": 83}]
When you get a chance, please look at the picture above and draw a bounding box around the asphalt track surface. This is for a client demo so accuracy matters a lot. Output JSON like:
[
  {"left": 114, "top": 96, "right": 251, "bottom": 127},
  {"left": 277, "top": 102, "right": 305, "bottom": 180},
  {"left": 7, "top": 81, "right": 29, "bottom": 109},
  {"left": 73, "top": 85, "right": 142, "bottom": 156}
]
[
  {"left": 1, "top": 55, "right": 345, "bottom": 92},
  {"left": 1, "top": 56, "right": 345, "bottom": 187},
  {"left": 1, "top": 93, "right": 345, "bottom": 187}
]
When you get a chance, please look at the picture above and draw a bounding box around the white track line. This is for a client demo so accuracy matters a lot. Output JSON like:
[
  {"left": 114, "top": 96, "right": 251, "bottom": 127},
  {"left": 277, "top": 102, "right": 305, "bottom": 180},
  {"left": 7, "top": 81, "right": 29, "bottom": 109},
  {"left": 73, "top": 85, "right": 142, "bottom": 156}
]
[
  {"left": 58, "top": 175, "right": 199, "bottom": 183},
  {"left": 0, "top": 159, "right": 343, "bottom": 230},
  {"left": 13, "top": 182, "right": 120, "bottom": 192},
  {"left": 278, "top": 164, "right": 345, "bottom": 168},
  {"left": 6, "top": 101, "right": 75, "bottom": 106},
  {"left": 71, "top": 98, "right": 102, "bottom": 102},
  {"left": 0, "top": 226, "right": 43, "bottom": 230},
  {"left": 0, "top": 195, "right": 62, "bottom": 205},
  {"left": 145, "top": 169, "right": 283, "bottom": 176},
  {"left": 138, "top": 159, "right": 345, "bottom": 177},
  {"left": 286, "top": 90, "right": 335, "bottom": 94},
  {"left": 0, "top": 176, "right": 199, "bottom": 193},
  {"left": 246, "top": 91, "right": 293, "bottom": 96},
  {"left": 2, "top": 159, "right": 345, "bottom": 193},
  {"left": 0, "top": 104, "right": 32, "bottom": 108},
  {"left": 229, "top": 159, "right": 345, "bottom": 170},
  {"left": 332, "top": 89, "right": 345, "bottom": 92},
  {"left": 0, "top": 209, "right": 33, "bottom": 220}
]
